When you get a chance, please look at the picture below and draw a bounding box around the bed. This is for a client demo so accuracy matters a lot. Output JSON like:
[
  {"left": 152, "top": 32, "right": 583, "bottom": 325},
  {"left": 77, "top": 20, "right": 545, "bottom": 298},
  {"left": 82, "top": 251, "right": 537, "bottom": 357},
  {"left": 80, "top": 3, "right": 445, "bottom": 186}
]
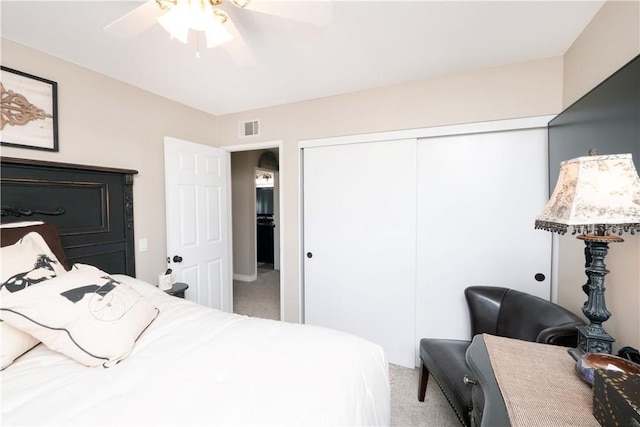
[{"left": 0, "top": 157, "right": 390, "bottom": 426}]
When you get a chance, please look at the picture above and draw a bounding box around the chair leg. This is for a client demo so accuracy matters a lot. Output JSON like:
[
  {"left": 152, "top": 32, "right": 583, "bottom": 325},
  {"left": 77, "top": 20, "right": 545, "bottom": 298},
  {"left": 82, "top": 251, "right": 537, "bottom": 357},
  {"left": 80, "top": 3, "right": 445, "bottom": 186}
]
[{"left": 418, "top": 363, "right": 429, "bottom": 402}]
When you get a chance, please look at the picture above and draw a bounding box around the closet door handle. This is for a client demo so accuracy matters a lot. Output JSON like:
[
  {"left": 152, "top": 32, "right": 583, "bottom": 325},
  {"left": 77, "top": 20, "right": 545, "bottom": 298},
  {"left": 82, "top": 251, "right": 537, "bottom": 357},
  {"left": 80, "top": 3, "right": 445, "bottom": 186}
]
[
  {"left": 306, "top": 252, "right": 313, "bottom": 259},
  {"left": 172, "top": 255, "right": 183, "bottom": 263}
]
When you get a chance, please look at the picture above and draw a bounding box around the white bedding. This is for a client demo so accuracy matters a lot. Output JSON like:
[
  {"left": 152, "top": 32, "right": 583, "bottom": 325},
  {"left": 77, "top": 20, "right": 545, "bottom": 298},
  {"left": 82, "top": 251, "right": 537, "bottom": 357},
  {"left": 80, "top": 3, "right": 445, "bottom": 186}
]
[{"left": 1, "top": 275, "right": 390, "bottom": 426}]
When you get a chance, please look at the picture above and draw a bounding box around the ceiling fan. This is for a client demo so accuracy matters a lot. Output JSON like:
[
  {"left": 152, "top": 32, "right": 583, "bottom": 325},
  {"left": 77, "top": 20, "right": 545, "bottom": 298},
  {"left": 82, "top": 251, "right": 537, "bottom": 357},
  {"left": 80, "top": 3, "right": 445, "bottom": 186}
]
[{"left": 104, "top": 0, "right": 332, "bottom": 62}]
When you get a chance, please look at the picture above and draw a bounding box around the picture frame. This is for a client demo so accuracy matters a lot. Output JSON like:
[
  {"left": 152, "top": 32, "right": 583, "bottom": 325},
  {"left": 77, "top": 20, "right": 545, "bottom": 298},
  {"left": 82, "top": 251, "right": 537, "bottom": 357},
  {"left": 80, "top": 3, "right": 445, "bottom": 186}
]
[{"left": 1, "top": 66, "right": 59, "bottom": 152}]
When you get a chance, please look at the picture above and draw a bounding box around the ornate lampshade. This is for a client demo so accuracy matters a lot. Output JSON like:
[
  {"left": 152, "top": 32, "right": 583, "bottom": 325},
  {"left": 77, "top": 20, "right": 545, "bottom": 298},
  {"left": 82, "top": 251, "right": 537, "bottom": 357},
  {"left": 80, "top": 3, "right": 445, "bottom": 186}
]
[
  {"left": 535, "top": 152, "right": 640, "bottom": 357},
  {"left": 535, "top": 153, "right": 640, "bottom": 236}
]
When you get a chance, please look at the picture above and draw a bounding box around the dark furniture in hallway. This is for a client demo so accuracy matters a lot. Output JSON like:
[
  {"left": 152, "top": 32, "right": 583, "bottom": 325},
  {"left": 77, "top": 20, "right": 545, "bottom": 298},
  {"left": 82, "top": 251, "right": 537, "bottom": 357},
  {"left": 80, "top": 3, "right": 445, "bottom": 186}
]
[{"left": 257, "top": 214, "right": 274, "bottom": 265}]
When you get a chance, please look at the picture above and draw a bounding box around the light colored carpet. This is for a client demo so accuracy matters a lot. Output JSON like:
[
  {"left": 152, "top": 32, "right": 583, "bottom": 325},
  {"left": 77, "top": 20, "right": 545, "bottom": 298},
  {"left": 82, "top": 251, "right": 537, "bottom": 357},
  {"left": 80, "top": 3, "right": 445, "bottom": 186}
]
[
  {"left": 390, "top": 363, "right": 461, "bottom": 426},
  {"left": 233, "top": 266, "right": 280, "bottom": 320},
  {"left": 233, "top": 268, "right": 461, "bottom": 426}
]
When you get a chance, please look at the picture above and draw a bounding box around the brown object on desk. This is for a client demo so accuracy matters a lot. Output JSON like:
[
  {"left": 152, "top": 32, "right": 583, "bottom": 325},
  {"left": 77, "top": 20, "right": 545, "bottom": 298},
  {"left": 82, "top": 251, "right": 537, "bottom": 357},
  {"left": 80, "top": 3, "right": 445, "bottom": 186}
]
[
  {"left": 593, "top": 370, "right": 640, "bottom": 427},
  {"left": 483, "top": 334, "right": 599, "bottom": 427},
  {"left": 577, "top": 352, "right": 640, "bottom": 385}
]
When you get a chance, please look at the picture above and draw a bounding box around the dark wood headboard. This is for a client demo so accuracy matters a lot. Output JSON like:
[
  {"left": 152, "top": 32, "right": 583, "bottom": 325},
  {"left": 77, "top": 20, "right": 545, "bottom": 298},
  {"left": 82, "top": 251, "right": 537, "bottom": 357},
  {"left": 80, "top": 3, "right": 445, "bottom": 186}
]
[{"left": 1, "top": 157, "right": 138, "bottom": 276}]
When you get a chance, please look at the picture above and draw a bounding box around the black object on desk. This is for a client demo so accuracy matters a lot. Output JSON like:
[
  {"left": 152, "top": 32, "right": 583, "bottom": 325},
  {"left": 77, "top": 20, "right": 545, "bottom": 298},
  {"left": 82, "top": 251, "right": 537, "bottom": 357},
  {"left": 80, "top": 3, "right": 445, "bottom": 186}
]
[
  {"left": 165, "top": 282, "right": 188, "bottom": 298},
  {"left": 593, "top": 370, "right": 640, "bottom": 427}
]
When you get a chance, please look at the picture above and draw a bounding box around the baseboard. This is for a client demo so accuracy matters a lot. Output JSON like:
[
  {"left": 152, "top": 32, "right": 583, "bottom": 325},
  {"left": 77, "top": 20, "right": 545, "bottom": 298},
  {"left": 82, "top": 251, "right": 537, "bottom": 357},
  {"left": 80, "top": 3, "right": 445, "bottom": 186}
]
[{"left": 234, "top": 273, "right": 257, "bottom": 282}]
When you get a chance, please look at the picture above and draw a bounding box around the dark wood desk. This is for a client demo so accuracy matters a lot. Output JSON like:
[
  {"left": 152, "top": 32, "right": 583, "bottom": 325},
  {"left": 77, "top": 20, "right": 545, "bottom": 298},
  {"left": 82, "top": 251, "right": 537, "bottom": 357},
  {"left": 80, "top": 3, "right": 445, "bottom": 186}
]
[
  {"left": 466, "top": 334, "right": 599, "bottom": 427},
  {"left": 466, "top": 335, "right": 510, "bottom": 426}
]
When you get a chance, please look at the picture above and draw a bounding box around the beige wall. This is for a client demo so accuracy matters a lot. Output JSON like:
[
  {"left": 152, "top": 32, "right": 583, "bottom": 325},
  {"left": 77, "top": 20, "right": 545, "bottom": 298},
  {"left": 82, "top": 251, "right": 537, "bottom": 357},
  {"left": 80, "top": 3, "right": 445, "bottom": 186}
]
[
  {"left": 563, "top": 0, "right": 640, "bottom": 107},
  {"left": 231, "top": 150, "right": 258, "bottom": 278},
  {"left": 0, "top": 39, "right": 218, "bottom": 285},
  {"left": 216, "top": 57, "right": 565, "bottom": 322},
  {"left": 558, "top": 0, "right": 640, "bottom": 351}
]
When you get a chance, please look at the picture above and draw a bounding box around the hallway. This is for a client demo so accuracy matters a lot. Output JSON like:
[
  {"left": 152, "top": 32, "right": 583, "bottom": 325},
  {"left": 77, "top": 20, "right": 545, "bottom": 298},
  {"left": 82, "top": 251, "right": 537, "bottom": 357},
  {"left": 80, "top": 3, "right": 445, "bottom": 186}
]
[{"left": 233, "top": 265, "right": 280, "bottom": 320}]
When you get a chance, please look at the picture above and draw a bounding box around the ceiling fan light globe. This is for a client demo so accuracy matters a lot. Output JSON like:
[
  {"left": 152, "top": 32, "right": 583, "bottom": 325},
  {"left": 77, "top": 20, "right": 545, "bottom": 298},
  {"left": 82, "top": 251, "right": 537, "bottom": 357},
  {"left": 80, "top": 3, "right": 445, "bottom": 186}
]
[
  {"left": 157, "top": 7, "right": 190, "bottom": 43},
  {"left": 155, "top": 0, "right": 235, "bottom": 48},
  {"left": 186, "top": 0, "right": 214, "bottom": 31}
]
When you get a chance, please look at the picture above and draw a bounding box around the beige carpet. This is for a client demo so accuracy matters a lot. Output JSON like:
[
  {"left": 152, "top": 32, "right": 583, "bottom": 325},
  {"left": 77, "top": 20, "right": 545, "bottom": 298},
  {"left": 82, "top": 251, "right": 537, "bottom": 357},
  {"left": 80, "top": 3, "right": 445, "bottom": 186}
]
[
  {"left": 233, "top": 268, "right": 460, "bottom": 426},
  {"left": 390, "top": 364, "right": 460, "bottom": 426},
  {"left": 233, "top": 266, "right": 280, "bottom": 320}
]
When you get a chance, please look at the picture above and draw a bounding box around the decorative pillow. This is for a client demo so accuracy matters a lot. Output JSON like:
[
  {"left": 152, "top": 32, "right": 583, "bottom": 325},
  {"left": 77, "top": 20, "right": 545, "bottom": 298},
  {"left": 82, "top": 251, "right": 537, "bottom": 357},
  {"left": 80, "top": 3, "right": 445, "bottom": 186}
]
[
  {"left": 1, "top": 222, "right": 69, "bottom": 270},
  {"left": 0, "top": 264, "right": 159, "bottom": 368},
  {"left": 0, "top": 232, "right": 68, "bottom": 369}
]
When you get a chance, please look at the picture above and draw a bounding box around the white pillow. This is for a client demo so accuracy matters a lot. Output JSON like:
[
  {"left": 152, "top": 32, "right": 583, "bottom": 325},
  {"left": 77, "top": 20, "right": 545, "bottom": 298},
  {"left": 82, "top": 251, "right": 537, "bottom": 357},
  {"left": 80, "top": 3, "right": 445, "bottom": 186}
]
[
  {"left": 0, "top": 264, "right": 159, "bottom": 368},
  {"left": 1, "top": 232, "right": 67, "bottom": 369}
]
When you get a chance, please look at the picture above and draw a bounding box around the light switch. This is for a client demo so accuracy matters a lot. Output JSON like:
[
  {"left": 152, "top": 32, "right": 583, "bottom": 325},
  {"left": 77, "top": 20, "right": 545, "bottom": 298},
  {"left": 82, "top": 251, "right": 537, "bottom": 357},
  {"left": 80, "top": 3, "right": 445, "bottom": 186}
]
[{"left": 139, "top": 238, "right": 148, "bottom": 252}]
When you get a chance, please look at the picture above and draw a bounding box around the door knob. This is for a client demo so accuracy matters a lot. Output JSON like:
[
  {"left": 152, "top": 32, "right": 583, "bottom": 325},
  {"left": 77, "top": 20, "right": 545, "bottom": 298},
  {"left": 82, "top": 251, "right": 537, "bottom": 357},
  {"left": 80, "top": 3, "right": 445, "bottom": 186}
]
[
  {"left": 173, "top": 255, "right": 183, "bottom": 263},
  {"left": 306, "top": 252, "right": 313, "bottom": 258}
]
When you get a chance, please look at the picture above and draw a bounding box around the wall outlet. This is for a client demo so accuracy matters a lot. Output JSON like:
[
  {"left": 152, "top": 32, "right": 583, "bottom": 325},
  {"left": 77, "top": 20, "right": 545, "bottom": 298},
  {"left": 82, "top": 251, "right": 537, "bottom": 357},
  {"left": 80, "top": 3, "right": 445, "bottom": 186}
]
[{"left": 139, "top": 238, "right": 148, "bottom": 252}]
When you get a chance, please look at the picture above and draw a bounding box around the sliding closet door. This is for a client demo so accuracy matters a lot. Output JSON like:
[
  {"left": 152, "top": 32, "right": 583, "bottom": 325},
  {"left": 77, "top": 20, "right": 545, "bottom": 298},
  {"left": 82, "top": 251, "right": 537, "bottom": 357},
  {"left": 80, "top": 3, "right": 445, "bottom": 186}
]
[
  {"left": 303, "top": 139, "right": 417, "bottom": 368},
  {"left": 416, "top": 128, "right": 551, "bottom": 343}
]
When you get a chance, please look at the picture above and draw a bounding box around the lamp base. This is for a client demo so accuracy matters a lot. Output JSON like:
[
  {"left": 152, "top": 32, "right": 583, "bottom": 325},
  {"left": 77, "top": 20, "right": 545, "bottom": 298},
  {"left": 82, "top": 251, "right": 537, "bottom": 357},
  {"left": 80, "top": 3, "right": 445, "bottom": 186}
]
[
  {"left": 567, "top": 234, "right": 619, "bottom": 360},
  {"left": 568, "top": 325, "right": 615, "bottom": 360},
  {"left": 577, "top": 323, "right": 615, "bottom": 353}
]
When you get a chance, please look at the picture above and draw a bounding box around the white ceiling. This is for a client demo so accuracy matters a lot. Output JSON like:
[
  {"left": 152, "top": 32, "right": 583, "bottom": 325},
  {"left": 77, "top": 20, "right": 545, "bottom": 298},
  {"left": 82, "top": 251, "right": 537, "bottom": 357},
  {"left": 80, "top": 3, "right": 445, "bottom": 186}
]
[{"left": 1, "top": 1, "right": 605, "bottom": 116}]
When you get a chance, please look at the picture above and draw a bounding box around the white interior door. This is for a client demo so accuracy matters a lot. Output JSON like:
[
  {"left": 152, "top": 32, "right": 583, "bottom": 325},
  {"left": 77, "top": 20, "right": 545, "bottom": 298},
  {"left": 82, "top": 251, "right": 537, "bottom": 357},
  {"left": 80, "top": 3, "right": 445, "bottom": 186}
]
[
  {"left": 303, "top": 138, "right": 417, "bottom": 368},
  {"left": 164, "top": 137, "right": 230, "bottom": 311},
  {"left": 416, "top": 128, "right": 551, "bottom": 344}
]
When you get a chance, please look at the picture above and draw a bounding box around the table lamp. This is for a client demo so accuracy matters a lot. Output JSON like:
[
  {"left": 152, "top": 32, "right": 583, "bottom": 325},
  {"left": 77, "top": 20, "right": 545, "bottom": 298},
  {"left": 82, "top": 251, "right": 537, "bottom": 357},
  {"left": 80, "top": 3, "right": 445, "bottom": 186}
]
[{"left": 535, "top": 152, "right": 640, "bottom": 358}]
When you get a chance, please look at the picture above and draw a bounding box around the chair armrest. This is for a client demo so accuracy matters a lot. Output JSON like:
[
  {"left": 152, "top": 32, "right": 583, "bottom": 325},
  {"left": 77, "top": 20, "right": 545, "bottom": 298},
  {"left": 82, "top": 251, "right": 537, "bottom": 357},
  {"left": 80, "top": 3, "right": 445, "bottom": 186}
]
[
  {"left": 536, "top": 322, "right": 583, "bottom": 347},
  {"left": 465, "top": 286, "right": 509, "bottom": 337}
]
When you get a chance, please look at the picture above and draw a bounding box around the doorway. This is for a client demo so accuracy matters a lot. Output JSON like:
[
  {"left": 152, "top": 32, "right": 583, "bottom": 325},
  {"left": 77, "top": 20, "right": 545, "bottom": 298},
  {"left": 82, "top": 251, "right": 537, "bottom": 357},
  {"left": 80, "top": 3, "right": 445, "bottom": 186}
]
[{"left": 228, "top": 145, "right": 282, "bottom": 321}]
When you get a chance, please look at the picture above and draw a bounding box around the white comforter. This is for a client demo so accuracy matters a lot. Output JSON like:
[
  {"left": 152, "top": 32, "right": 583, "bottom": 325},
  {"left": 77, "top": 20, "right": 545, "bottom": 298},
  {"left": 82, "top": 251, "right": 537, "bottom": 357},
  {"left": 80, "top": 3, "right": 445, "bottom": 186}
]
[{"left": 1, "top": 275, "right": 390, "bottom": 426}]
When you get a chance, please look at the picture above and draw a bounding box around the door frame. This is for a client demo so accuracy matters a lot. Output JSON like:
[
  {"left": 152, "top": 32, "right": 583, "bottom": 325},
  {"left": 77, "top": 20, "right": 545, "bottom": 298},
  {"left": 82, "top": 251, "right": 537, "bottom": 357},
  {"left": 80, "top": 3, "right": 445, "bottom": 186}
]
[
  {"left": 298, "top": 115, "right": 560, "bottom": 323},
  {"left": 222, "top": 140, "right": 285, "bottom": 321}
]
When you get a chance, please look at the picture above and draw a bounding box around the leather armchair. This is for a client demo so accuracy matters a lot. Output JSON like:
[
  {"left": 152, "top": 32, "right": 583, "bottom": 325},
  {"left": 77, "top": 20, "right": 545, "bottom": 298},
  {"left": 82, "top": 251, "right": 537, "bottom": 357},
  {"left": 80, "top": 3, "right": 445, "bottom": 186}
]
[{"left": 417, "top": 286, "right": 584, "bottom": 426}]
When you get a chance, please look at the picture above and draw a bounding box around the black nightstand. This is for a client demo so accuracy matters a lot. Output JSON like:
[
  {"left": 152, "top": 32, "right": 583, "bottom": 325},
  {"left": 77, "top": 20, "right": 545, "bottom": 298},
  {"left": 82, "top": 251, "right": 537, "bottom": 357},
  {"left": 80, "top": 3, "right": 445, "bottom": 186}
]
[{"left": 165, "top": 282, "right": 188, "bottom": 298}]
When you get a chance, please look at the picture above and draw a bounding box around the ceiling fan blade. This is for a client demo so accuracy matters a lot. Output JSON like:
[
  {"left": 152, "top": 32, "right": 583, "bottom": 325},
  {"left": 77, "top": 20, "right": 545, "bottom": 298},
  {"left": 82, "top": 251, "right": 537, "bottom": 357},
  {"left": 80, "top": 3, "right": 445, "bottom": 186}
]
[
  {"left": 221, "top": 17, "right": 257, "bottom": 66},
  {"left": 104, "top": 0, "right": 164, "bottom": 39},
  {"left": 243, "top": 0, "right": 332, "bottom": 27}
]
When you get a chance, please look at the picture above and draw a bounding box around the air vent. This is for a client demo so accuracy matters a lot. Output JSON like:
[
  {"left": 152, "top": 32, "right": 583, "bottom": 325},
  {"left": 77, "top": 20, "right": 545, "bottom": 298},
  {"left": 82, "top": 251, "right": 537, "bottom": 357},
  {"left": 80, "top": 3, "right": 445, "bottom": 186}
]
[{"left": 240, "top": 119, "right": 260, "bottom": 137}]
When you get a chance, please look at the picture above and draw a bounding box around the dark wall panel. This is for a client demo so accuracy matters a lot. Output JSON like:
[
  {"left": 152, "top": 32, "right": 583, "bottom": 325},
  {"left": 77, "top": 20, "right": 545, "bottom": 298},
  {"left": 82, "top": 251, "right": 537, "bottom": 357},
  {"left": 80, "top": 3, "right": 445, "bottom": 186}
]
[{"left": 548, "top": 55, "right": 640, "bottom": 192}]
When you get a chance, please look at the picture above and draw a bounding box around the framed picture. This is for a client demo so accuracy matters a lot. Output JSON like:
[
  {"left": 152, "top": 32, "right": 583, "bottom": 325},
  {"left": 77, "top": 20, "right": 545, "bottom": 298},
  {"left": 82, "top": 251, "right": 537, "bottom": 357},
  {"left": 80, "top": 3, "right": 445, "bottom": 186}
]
[{"left": 1, "top": 66, "right": 58, "bottom": 152}]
